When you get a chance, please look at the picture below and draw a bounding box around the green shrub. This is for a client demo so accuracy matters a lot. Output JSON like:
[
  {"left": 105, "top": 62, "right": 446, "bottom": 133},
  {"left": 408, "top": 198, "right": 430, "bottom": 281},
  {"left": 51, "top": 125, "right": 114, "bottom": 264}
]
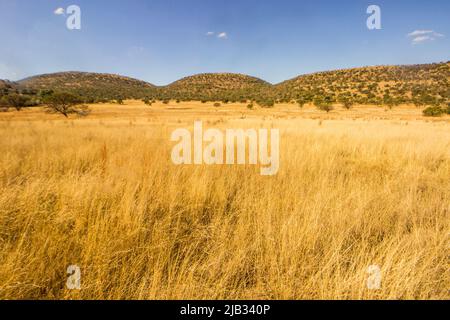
[
  {"left": 313, "top": 97, "right": 334, "bottom": 113},
  {"left": 214, "top": 103, "right": 221, "bottom": 107},
  {"left": 338, "top": 95, "right": 352, "bottom": 109},
  {"left": 422, "top": 106, "right": 444, "bottom": 117},
  {"left": 0, "top": 93, "right": 31, "bottom": 111},
  {"left": 297, "top": 98, "right": 307, "bottom": 108},
  {"left": 445, "top": 103, "right": 450, "bottom": 115},
  {"left": 383, "top": 94, "right": 396, "bottom": 109},
  {"left": 258, "top": 99, "right": 275, "bottom": 108}
]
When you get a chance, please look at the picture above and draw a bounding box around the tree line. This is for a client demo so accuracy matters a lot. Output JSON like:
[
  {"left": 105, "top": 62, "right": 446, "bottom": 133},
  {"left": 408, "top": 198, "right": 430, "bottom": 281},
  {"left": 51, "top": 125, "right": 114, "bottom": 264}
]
[{"left": 1, "top": 88, "right": 449, "bottom": 118}]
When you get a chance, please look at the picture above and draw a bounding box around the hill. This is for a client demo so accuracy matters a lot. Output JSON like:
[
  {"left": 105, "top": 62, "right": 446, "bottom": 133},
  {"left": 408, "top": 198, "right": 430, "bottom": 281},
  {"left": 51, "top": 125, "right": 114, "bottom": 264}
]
[
  {"left": 0, "top": 80, "right": 20, "bottom": 95},
  {"left": 274, "top": 62, "right": 450, "bottom": 106},
  {"left": 18, "top": 72, "right": 157, "bottom": 102},
  {"left": 161, "top": 73, "right": 272, "bottom": 102},
  {"left": 4, "top": 62, "right": 449, "bottom": 106}
]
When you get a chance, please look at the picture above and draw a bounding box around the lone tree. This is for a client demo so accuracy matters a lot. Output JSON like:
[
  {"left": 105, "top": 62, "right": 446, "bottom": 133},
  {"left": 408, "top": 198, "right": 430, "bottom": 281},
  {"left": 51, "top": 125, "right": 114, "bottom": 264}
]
[
  {"left": 297, "top": 96, "right": 309, "bottom": 108},
  {"left": 142, "top": 98, "right": 152, "bottom": 106},
  {"left": 383, "top": 94, "right": 396, "bottom": 109},
  {"left": 44, "top": 92, "right": 90, "bottom": 117},
  {"left": 0, "top": 93, "right": 30, "bottom": 111},
  {"left": 0, "top": 97, "right": 8, "bottom": 112},
  {"left": 338, "top": 95, "right": 353, "bottom": 110},
  {"left": 314, "top": 96, "right": 334, "bottom": 113}
]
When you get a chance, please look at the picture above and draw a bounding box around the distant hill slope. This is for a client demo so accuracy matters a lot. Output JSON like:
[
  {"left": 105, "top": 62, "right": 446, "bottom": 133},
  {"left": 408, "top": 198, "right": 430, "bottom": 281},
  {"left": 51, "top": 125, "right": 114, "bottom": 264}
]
[
  {"left": 162, "top": 73, "right": 272, "bottom": 101},
  {"left": 18, "top": 72, "right": 157, "bottom": 102},
  {"left": 274, "top": 62, "right": 450, "bottom": 105},
  {"left": 5, "top": 62, "right": 449, "bottom": 105},
  {"left": 0, "top": 80, "right": 20, "bottom": 94}
]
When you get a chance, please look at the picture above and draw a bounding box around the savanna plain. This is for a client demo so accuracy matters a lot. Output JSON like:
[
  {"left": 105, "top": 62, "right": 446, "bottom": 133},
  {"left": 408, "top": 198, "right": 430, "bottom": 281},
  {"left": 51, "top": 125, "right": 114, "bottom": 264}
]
[{"left": 0, "top": 101, "right": 449, "bottom": 300}]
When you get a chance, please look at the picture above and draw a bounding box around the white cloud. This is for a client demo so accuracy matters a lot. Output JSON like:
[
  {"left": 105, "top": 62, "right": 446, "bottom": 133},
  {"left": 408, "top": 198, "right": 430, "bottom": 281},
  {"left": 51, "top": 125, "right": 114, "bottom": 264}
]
[
  {"left": 407, "top": 30, "right": 433, "bottom": 37},
  {"left": 407, "top": 30, "right": 445, "bottom": 44},
  {"left": 412, "top": 36, "right": 433, "bottom": 44},
  {"left": 206, "top": 31, "right": 214, "bottom": 36},
  {"left": 54, "top": 7, "right": 65, "bottom": 15},
  {"left": 217, "top": 32, "right": 227, "bottom": 39}
]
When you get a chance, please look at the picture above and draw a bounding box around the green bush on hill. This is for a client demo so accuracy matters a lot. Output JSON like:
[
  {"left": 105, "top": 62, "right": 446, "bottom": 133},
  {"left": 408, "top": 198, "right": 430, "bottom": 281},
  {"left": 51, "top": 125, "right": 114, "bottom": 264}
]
[{"left": 422, "top": 106, "right": 444, "bottom": 117}]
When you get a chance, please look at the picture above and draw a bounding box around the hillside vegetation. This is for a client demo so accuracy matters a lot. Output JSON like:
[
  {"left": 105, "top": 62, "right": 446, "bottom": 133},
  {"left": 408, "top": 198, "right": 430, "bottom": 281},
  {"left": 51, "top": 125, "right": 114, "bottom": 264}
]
[
  {"left": 0, "top": 80, "right": 19, "bottom": 95},
  {"left": 275, "top": 62, "right": 450, "bottom": 106},
  {"left": 18, "top": 72, "right": 157, "bottom": 103},
  {"left": 160, "top": 73, "right": 272, "bottom": 102},
  {"left": 1, "top": 62, "right": 449, "bottom": 108}
]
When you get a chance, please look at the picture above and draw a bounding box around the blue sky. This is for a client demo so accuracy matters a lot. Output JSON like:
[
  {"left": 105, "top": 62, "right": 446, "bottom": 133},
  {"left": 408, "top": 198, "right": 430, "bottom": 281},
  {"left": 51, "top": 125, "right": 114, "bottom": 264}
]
[{"left": 0, "top": 0, "right": 449, "bottom": 85}]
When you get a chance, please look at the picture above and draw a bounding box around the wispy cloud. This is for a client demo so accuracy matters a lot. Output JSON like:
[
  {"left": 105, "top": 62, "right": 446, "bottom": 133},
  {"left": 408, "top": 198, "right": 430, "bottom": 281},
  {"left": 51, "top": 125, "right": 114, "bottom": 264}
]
[
  {"left": 205, "top": 31, "right": 228, "bottom": 39},
  {"left": 54, "top": 7, "right": 65, "bottom": 15},
  {"left": 407, "top": 30, "right": 444, "bottom": 44},
  {"left": 408, "top": 30, "right": 432, "bottom": 37},
  {"left": 412, "top": 36, "right": 433, "bottom": 44}
]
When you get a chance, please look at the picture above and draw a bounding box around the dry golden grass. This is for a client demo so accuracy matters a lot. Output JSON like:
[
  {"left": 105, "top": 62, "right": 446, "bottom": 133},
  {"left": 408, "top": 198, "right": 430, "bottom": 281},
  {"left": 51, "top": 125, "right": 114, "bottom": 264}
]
[{"left": 0, "top": 102, "right": 449, "bottom": 300}]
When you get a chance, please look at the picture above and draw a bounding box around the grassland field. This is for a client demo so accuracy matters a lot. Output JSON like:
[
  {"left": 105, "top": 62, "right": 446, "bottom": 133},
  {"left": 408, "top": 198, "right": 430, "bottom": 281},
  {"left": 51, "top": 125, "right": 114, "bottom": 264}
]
[{"left": 0, "top": 101, "right": 449, "bottom": 299}]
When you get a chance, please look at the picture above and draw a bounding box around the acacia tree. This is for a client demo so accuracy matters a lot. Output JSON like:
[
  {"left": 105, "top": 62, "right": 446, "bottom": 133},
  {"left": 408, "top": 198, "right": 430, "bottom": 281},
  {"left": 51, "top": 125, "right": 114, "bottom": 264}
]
[
  {"left": 44, "top": 92, "right": 90, "bottom": 117},
  {"left": 338, "top": 95, "right": 352, "bottom": 110},
  {"left": 342, "top": 99, "right": 353, "bottom": 110},
  {"left": 297, "top": 96, "right": 309, "bottom": 108},
  {"left": 0, "top": 93, "right": 30, "bottom": 111},
  {"left": 383, "top": 94, "right": 396, "bottom": 109},
  {"left": 314, "top": 96, "right": 334, "bottom": 113},
  {"left": 0, "top": 97, "right": 8, "bottom": 112},
  {"left": 142, "top": 98, "right": 152, "bottom": 106}
]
